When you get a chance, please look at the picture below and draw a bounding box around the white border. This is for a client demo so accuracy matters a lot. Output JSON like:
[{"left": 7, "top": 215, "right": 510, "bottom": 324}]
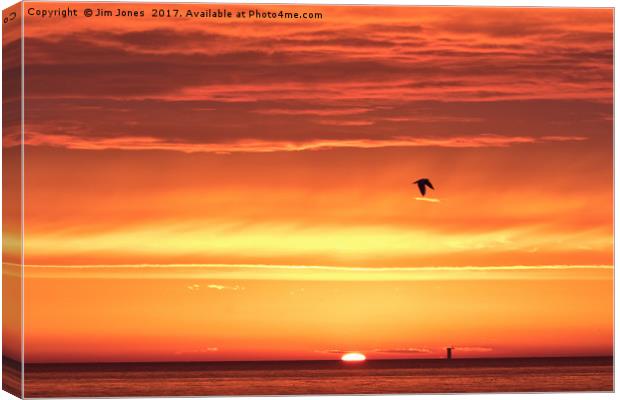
[{"left": 0, "top": 1, "right": 616, "bottom": 400}]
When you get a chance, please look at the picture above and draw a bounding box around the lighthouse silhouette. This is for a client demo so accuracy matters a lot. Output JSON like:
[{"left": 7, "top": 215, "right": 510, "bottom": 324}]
[{"left": 446, "top": 347, "right": 454, "bottom": 360}]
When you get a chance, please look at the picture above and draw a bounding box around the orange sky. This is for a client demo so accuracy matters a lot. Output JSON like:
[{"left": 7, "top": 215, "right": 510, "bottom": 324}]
[{"left": 3, "top": 3, "right": 613, "bottom": 363}]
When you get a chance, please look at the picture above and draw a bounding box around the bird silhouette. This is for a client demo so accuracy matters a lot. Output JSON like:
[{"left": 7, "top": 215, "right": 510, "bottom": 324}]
[{"left": 413, "top": 178, "right": 434, "bottom": 196}]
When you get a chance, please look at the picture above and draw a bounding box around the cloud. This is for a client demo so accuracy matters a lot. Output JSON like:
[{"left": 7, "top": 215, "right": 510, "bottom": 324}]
[
  {"left": 316, "top": 119, "right": 375, "bottom": 127},
  {"left": 454, "top": 346, "right": 493, "bottom": 353},
  {"left": 20, "top": 10, "right": 610, "bottom": 156},
  {"left": 373, "top": 347, "right": 432, "bottom": 354},
  {"left": 20, "top": 263, "right": 613, "bottom": 272},
  {"left": 22, "top": 9, "right": 611, "bottom": 110},
  {"left": 316, "top": 347, "right": 433, "bottom": 355},
  {"left": 252, "top": 107, "right": 373, "bottom": 116},
  {"left": 415, "top": 197, "right": 440, "bottom": 203},
  {"left": 317, "top": 346, "right": 490, "bottom": 356},
  {"left": 382, "top": 115, "right": 483, "bottom": 123},
  {"left": 17, "top": 132, "right": 587, "bottom": 153},
  {"left": 19, "top": 263, "right": 613, "bottom": 283},
  {"left": 206, "top": 284, "right": 244, "bottom": 291},
  {"left": 289, "top": 287, "right": 306, "bottom": 295},
  {"left": 174, "top": 347, "right": 219, "bottom": 355},
  {"left": 187, "top": 283, "right": 244, "bottom": 291},
  {"left": 315, "top": 349, "right": 348, "bottom": 354}
]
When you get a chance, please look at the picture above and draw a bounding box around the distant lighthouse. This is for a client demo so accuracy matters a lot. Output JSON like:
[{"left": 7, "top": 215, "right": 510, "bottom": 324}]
[{"left": 446, "top": 347, "right": 453, "bottom": 360}]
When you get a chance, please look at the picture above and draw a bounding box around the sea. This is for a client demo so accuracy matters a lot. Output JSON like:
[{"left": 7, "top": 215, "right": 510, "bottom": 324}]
[{"left": 17, "top": 357, "right": 613, "bottom": 397}]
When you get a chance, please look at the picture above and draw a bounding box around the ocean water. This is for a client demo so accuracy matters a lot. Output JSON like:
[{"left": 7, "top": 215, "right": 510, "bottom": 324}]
[{"left": 23, "top": 357, "right": 612, "bottom": 397}]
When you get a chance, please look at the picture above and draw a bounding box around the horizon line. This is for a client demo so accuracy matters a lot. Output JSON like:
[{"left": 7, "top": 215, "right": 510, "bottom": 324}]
[{"left": 8, "top": 354, "right": 614, "bottom": 367}]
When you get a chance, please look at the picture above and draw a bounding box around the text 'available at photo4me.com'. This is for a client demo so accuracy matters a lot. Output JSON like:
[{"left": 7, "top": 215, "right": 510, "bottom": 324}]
[{"left": 23, "top": 5, "right": 324, "bottom": 21}]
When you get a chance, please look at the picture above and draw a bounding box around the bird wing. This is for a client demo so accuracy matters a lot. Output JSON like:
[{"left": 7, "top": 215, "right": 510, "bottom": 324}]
[
  {"left": 425, "top": 180, "right": 434, "bottom": 190},
  {"left": 418, "top": 182, "right": 427, "bottom": 196}
]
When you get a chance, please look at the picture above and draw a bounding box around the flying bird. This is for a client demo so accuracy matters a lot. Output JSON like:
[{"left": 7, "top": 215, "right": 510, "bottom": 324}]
[{"left": 413, "top": 178, "right": 434, "bottom": 196}]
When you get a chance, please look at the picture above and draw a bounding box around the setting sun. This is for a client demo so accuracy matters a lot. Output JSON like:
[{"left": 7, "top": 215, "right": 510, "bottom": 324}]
[{"left": 341, "top": 353, "right": 366, "bottom": 362}]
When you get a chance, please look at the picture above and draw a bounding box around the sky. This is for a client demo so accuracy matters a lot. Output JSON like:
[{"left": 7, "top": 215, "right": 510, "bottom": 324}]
[{"left": 4, "top": 3, "right": 613, "bottom": 363}]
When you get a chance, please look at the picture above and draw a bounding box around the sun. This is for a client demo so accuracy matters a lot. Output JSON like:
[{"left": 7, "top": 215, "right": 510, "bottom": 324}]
[{"left": 341, "top": 352, "right": 366, "bottom": 362}]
